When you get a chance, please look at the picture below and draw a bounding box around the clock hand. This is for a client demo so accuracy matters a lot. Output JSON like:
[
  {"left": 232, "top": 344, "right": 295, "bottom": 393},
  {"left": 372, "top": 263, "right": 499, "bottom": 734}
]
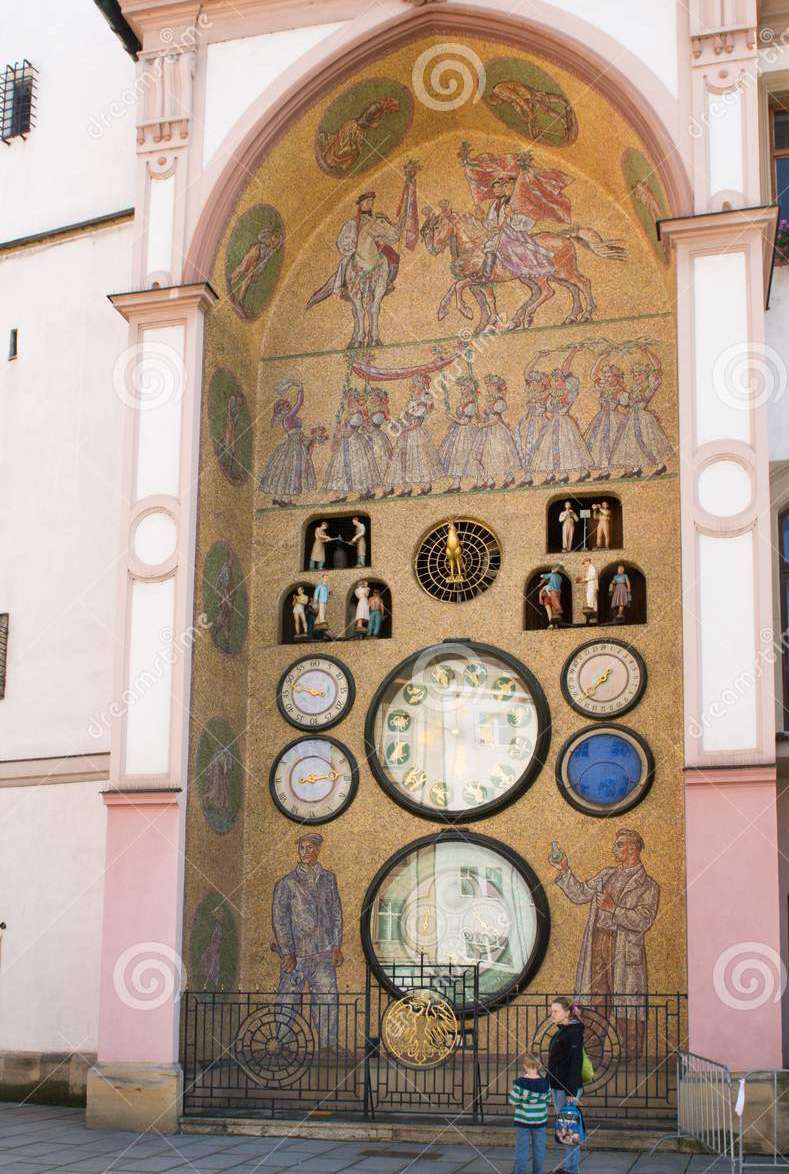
[
  {"left": 298, "top": 770, "right": 341, "bottom": 785},
  {"left": 581, "top": 668, "right": 612, "bottom": 698},
  {"left": 295, "top": 686, "right": 326, "bottom": 698}
]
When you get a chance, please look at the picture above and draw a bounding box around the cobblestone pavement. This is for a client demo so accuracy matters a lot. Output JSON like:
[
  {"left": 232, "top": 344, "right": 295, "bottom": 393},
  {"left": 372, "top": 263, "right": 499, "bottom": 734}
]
[{"left": 0, "top": 1104, "right": 757, "bottom": 1173}]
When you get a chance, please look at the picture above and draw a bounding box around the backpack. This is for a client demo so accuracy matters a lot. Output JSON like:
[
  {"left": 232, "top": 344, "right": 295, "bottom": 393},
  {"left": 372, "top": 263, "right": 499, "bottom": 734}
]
[
  {"left": 581, "top": 1046, "right": 594, "bottom": 1085},
  {"left": 555, "top": 1102, "right": 586, "bottom": 1147}
]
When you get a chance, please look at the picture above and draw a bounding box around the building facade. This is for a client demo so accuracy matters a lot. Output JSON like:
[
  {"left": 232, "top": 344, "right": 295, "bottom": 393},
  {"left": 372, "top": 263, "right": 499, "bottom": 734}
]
[{"left": 1, "top": 0, "right": 789, "bottom": 1134}]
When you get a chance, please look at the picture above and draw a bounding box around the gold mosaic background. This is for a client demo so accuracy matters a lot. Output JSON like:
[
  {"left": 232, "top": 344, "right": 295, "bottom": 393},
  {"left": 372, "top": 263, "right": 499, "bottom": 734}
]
[{"left": 185, "top": 34, "right": 686, "bottom": 1000}]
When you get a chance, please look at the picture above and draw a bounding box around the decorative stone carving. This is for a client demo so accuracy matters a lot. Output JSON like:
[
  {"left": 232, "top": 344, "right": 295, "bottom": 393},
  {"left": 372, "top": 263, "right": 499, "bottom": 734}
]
[{"left": 136, "top": 48, "right": 197, "bottom": 149}]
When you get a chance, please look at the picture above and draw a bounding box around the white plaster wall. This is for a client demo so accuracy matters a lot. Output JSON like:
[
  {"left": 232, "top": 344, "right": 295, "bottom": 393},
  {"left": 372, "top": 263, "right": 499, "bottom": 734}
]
[
  {"left": 0, "top": 0, "right": 135, "bottom": 241},
  {"left": 542, "top": 0, "right": 678, "bottom": 96},
  {"left": 202, "top": 22, "right": 346, "bottom": 166},
  {"left": 766, "top": 267, "right": 789, "bottom": 461},
  {"left": 0, "top": 781, "right": 105, "bottom": 1052},
  {"left": 0, "top": 225, "right": 131, "bottom": 759}
]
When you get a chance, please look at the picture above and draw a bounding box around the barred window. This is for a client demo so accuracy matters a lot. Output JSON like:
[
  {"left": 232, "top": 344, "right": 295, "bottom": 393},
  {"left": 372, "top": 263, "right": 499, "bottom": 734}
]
[{"left": 1, "top": 61, "right": 36, "bottom": 143}]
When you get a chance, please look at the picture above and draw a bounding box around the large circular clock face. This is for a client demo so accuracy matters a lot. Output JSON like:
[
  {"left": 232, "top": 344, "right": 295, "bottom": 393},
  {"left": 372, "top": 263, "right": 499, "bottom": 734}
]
[
  {"left": 556, "top": 723, "right": 654, "bottom": 817},
  {"left": 561, "top": 640, "right": 646, "bottom": 719},
  {"left": 365, "top": 642, "right": 550, "bottom": 822},
  {"left": 277, "top": 655, "right": 355, "bottom": 731},
  {"left": 270, "top": 737, "right": 358, "bottom": 824},
  {"left": 362, "top": 832, "right": 550, "bottom": 1009}
]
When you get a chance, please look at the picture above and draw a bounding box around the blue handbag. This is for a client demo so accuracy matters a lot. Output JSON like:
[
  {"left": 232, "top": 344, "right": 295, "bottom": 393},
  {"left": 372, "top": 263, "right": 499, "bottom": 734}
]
[{"left": 555, "top": 1103, "right": 586, "bottom": 1147}]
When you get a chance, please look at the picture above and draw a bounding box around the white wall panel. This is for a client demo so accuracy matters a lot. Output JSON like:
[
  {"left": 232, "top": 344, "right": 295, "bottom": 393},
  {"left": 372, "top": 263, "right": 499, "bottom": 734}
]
[
  {"left": 694, "top": 252, "right": 750, "bottom": 445},
  {"left": 0, "top": 781, "right": 105, "bottom": 1051},
  {"left": 698, "top": 531, "right": 757, "bottom": 752},
  {"left": 124, "top": 578, "right": 175, "bottom": 776}
]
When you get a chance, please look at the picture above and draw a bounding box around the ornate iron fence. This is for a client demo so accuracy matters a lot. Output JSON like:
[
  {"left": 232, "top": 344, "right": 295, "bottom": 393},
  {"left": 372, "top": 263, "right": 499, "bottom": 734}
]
[{"left": 181, "top": 978, "right": 686, "bottom": 1124}]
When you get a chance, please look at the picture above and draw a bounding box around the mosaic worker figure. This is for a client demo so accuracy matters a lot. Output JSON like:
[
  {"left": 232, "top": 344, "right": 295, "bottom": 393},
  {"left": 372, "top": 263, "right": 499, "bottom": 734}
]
[
  {"left": 383, "top": 374, "right": 443, "bottom": 497},
  {"left": 438, "top": 373, "right": 485, "bottom": 493},
  {"left": 585, "top": 360, "right": 625, "bottom": 479},
  {"left": 271, "top": 833, "right": 344, "bottom": 1050},
  {"left": 259, "top": 379, "right": 325, "bottom": 507},
  {"left": 550, "top": 829, "right": 659, "bottom": 1056}
]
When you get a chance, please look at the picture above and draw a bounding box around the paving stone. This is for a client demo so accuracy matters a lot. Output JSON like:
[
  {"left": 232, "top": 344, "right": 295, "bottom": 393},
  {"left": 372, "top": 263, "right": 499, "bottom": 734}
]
[{"left": 630, "top": 1156, "right": 691, "bottom": 1173}]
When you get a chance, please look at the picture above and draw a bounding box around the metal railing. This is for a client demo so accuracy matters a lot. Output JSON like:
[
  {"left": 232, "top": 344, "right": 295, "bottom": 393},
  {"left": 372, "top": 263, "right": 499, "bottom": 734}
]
[
  {"left": 737, "top": 1070, "right": 789, "bottom": 1172},
  {"left": 182, "top": 987, "right": 686, "bottom": 1123},
  {"left": 670, "top": 1051, "right": 737, "bottom": 1172}
]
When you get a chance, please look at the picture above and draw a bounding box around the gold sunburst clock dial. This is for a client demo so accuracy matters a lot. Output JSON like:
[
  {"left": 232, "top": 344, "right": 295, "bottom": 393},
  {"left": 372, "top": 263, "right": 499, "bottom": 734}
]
[
  {"left": 561, "top": 639, "right": 646, "bottom": 719},
  {"left": 414, "top": 519, "right": 502, "bottom": 603},
  {"left": 270, "top": 736, "right": 358, "bottom": 824},
  {"left": 277, "top": 655, "right": 355, "bottom": 731}
]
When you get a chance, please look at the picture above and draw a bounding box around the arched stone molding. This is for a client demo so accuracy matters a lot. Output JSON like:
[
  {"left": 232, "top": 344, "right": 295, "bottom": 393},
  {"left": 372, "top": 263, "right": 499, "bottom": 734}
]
[{"left": 181, "top": 2, "right": 692, "bottom": 285}]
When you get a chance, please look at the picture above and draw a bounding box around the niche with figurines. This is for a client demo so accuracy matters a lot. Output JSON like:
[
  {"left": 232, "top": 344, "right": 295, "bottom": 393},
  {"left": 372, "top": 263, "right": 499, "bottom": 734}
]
[
  {"left": 546, "top": 494, "right": 623, "bottom": 554},
  {"left": 302, "top": 514, "right": 371, "bottom": 572},
  {"left": 524, "top": 566, "right": 573, "bottom": 630},
  {"left": 345, "top": 579, "right": 392, "bottom": 639},
  {"left": 599, "top": 561, "right": 647, "bottom": 625}
]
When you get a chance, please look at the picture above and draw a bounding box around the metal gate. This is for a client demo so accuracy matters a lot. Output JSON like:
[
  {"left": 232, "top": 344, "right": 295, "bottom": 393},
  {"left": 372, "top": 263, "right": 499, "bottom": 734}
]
[{"left": 181, "top": 967, "right": 686, "bottom": 1124}]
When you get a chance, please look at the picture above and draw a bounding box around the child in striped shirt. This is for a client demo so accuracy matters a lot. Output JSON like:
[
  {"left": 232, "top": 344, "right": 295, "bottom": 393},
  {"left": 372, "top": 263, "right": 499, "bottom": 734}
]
[{"left": 509, "top": 1053, "right": 551, "bottom": 1174}]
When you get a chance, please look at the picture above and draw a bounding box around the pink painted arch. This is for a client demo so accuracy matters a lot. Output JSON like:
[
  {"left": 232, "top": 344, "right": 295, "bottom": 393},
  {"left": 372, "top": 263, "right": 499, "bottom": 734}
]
[{"left": 182, "top": 2, "right": 693, "bottom": 286}]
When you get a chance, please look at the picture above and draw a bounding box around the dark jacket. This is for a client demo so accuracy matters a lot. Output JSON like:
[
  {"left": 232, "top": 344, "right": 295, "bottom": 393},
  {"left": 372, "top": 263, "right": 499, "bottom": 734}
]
[{"left": 547, "top": 1019, "right": 584, "bottom": 1093}]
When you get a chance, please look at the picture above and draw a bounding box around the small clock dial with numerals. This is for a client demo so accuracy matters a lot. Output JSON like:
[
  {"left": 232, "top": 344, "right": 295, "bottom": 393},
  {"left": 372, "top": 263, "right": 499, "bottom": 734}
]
[
  {"left": 561, "top": 639, "right": 646, "bottom": 719},
  {"left": 277, "top": 655, "right": 355, "bottom": 731},
  {"left": 270, "top": 737, "right": 358, "bottom": 824}
]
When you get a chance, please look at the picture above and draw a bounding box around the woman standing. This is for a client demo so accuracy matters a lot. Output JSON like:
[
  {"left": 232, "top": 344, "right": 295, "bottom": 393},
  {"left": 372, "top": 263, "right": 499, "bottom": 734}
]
[
  {"left": 438, "top": 373, "right": 485, "bottom": 492},
  {"left": 478, "top": 373, "right": 520, "bottom": 489},
  {"left": 546, "top": 997, "right": 584, "bottom": 1174},
  {"left": 259, "top": 378, "right": 324, "bottom": 506}
]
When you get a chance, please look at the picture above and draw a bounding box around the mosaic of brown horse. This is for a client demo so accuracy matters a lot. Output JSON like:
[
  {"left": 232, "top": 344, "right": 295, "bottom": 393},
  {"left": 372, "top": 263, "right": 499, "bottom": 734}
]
[{"left": 420, "top": 202, "right": 626, "bottom": 333}]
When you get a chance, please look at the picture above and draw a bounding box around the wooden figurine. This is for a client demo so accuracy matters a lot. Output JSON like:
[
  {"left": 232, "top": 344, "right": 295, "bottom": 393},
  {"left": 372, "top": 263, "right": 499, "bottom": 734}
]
[
  {"left": 608, "top": 564, "right": 631, "bottom": 622},
  {"left": 559, "top": 501, "right": 579, "bottom": 552},
  {"left": 538, "top": 565, "right": 565, "bottom": 627},
  {"left": 575, "top": 558, "right": 599, "bottom": 622},
  {"left": 313, "top": 574, "right": 331, "bottom": 628},
  {"left": 354, "top": 580, "right": 370, "bottom": 632},
  {"left": 292, "top": 586, "right": 310, "bottom": 639},
  {"left": 350, "top": 517, "right": 367, "bottom": 567},
  {"left": 367, "top": 588, "right": 385, "bottom": 637},
  {"left": 592, "top": 501, "right": 612, "bottom": 549},
  {"left": 309, "top": 521, "right": 337, "bottom": 570}
]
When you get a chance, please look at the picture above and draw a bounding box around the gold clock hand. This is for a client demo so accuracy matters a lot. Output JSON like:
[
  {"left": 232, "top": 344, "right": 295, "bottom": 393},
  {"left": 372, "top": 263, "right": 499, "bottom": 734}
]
[
  {"left": 298, "top": 770, "right": 341, "bottom": 786},
  {"left": 295, "top": 686, "right": 326, "bottom": 698},
  {"left": 581, "top": 668, "right": 612, "bottom": 698}
]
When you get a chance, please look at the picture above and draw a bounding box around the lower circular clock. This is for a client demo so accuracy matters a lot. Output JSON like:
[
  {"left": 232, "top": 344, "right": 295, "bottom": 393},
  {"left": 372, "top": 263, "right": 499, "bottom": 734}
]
[
  {"left": 555, "top": 724, "right": 654, "bottom": 817},
  {"left": 270, "top": 736, "right": 358, "bottom": 824}
]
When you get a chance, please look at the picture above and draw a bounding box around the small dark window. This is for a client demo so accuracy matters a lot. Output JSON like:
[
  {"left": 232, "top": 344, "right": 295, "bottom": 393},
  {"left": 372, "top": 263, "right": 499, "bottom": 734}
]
[
  {"left": 1, "top": 61, "right": 36, "bottom": 143},
  {"left": 770, "top": 96, "right": 789, "bottom": 223},
  {"left": 779, "top": 509, "right": 789, "bottom": 728},
  {"left": 8, "top": 329, "right": 17, "bottom": 360}
]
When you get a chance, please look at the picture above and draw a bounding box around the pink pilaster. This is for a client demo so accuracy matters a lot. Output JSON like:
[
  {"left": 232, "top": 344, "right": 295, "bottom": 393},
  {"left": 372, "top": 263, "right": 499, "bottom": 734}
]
[{"left": 685, "top": 767, "right": 783, "bottom": 1067}]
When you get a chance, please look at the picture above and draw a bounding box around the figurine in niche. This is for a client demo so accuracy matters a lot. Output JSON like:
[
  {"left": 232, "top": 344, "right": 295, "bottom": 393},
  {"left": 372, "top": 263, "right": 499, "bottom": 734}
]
[
  {"left": 592, "top": 501, "right": 612, "bottom": 549},
  {"left": 354, "top": 580, "right": 370, "bottom": 632},
  {"left": 576, "top": 558, "right": 599, "bottom": 623},
  {"left": 292, "top": 586, "right": 310, "bottom": 640},
  {"left": 350, "top": 517, "right": 367, "bottom": 566},
  {"left": 309, "top": 521, "right": 338, "bottom": 570},
  {"left": 608, "top": 564, "right": 632, "bottom": 622},
  {"left": 478, "top": 373, "right": 520, "bottom": 490},
  {"left": 313, "top": 574, "right": 331, "bottom": 629},
  {"left": 306, "top": 597, "right": 318, "bottom": 641},
  {"left": 538, "top": 565, "right": 565, "bottom": 627},
  {"left": 367, "top": 587, "right": 385, "bottom": 637},
  {"left": 559, "top": 501, "right": 579, "bottom": 553}
]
